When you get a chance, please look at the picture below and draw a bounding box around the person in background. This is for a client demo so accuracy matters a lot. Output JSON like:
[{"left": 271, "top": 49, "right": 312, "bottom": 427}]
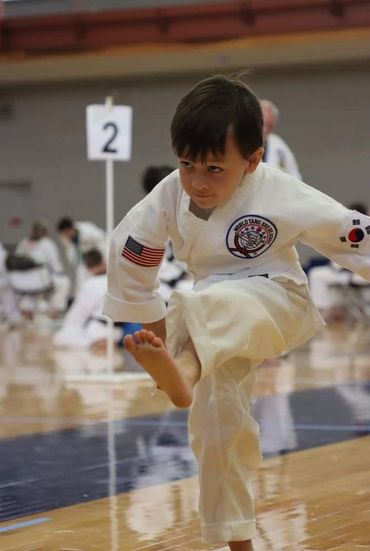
[
  {"left": 260, "top": 99, "right": 301, "bottom": 179},
  {"left": 0, "top": 241, "right": 22, "bottom": 327},
  {"left": 54, "top": 248, "right": 120, "bottom": 349},
  {"left": 15, "top": 220, "right": 70, "bottom": 316},
  {"left": 56, "top": 217, "right": 106, "bottom": 296},
  {"left": 142, "top": 165, "right": 176, "bottom": 195}
]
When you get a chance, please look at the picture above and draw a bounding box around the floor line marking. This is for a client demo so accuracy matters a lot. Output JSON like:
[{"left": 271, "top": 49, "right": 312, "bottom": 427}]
[
  {"left": 0, "top": 478, "right": 38, "bottom": 489},
  {"left": 294, "top": 423, "right": 370, "bottom": 431},
  {"left": 0, "top": 517, "right": 50, "bottom": 533},
  {"left": 1, "top": 418, "right": 369, "bottom": 431},
  {"left": 0, "top": 417, "right": 187, "bottom": 427}
]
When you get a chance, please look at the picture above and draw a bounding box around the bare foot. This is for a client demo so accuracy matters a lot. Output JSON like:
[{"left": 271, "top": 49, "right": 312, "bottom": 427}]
[{"left": 124, "top": 329, "right": 193, "bottom": 408}]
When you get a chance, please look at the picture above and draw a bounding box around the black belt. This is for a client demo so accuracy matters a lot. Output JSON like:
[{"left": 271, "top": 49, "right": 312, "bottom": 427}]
[
  {"left": 89, "top": 317, "right": 122, "bottom": 327},
  {"left": 248, "top": 273, "right": 269, "bottom": 279}
]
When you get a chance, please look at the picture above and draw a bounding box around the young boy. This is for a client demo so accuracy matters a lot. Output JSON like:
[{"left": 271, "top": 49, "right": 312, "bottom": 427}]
[{"left": 103, "top": 75, "right": 370, "bottom": 550}]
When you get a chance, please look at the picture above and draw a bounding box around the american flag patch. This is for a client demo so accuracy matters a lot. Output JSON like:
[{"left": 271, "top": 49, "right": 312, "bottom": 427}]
[{"left": 122, "top": 236, "right": 164, "bottom": 267}]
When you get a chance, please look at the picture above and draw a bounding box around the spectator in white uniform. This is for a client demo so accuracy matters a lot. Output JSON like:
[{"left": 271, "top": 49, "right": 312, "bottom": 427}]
[
  {"left": 260, "top": 99, "right": 301, "bottom": 179},
  {"left": 15, "top": 220, "right": 70, "bottom": 315},
  {"left": 57, "top": 217, "right": 106, "bottom": 295},
  {"left": 54, "top": 248, "right": 120, "bottom": 349}
]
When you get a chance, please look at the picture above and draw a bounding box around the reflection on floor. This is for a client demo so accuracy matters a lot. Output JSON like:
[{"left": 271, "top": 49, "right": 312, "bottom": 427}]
[
  {"left": 0, "top": 323, "right": 369, "bottom": 549},
  {"left": 0, "top": 381, "right": 369, "bottom": 523}
]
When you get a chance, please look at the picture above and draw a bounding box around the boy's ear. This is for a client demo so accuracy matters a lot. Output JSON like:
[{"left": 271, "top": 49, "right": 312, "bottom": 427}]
[{"left": 245, "top": 147, "right": 264, "bottom": 174}]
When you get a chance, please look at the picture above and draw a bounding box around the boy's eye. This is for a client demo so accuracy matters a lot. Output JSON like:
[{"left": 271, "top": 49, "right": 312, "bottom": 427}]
[
  {"left": 180, "top": 161, "right": 193, "bottom": 169},
  {"left": 208, "top": 165, "right": 223, "bottom": 174}
]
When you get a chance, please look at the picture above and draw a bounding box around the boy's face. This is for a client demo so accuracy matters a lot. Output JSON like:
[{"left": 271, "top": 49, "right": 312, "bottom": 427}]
[{"left": 178, "top": 131, "right": 263, "bottom": 209}]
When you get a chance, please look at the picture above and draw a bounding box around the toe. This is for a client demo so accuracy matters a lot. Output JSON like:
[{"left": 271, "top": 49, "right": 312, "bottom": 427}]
[
  {"left": 124, "top": 335, "right": 138, "bottom": 353},
  {"left": 146, "top": 330, "right": 156, "bottom": 343},
  {"left": 152, "top": 336, "right": 164, "bottom": 348}
]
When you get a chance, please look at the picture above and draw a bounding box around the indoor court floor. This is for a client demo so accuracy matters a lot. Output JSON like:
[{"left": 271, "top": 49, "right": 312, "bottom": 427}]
[{"left": 0, "top": 322, "right": 369, "bottom": 551}]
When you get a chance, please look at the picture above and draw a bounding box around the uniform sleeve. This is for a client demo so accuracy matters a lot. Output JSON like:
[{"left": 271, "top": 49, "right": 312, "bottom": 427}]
[
  {"left": 298, "top": 189, "right": 370, "bottom": 281},
  {"left": 103, "top": 189, "right": 170, "bottom": 323}
]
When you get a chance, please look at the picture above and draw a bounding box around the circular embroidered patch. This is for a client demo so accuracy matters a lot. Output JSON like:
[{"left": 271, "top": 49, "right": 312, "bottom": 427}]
[{"left": 226, "top": 214, "right": 277, "bottom": 259}]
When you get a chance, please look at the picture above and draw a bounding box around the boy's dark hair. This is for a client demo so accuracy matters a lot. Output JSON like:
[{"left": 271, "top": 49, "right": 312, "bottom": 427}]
[
  {"left": 142, "top": 165, "right": 175, "bottom": 195},
  {"left": 83, "top": 248, "right": 103, "bottom": 269},
  {"left": 57, "top": 217, "right": 74, "bottom": 232},
  {"left": 171, "top": 74, "right": 263, "bottom": 162}
]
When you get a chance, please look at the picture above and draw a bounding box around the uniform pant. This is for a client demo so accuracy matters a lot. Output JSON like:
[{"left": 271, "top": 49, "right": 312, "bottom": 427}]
[
  {"left": 50, "top": 274, "right": 71, "bottom": 312},
  {"left": 167, "top": 275, "right": 322, "bottom": 543},
  {"left": 0, "top": 278, "right": 22, "bottom": 324}
]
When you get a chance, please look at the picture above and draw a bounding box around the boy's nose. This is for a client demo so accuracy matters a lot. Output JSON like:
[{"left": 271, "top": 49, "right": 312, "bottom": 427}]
[{"left": 191, "top": 177, "right": 207, "bottom": 191}]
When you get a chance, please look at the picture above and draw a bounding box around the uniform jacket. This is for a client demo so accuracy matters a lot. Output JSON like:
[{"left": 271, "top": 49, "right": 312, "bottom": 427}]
[
  {"left": 16, "top": 237, "right": 64, "bottom": 275},
  {"left": 104, "top": 163, "right": 370, "bottom": 323}
]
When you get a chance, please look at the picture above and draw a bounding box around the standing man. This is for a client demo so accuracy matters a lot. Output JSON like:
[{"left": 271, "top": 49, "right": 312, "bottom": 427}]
[
  {"left": 260, "top": 99, "right": 302, "bottom": 179},
  {"left": 15, "top": 220, "right": 71, "bottom": 316},
  {"left": 56, "top": 217, "right": 106, "bottom": 295}
]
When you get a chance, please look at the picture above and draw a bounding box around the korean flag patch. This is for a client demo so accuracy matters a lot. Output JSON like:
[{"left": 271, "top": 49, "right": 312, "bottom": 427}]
[{"left": 339, "top": 218, "right": 370, "bottom": 249}]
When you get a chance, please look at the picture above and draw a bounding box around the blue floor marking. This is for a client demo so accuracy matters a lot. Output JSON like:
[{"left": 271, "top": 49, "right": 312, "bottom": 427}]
[{"left": 0, "top": 517, "right": 50, "bottom": 533}]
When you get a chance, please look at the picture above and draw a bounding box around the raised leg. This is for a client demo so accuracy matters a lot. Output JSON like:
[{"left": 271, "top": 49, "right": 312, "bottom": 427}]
[{"left": 124, "top": 329, "right": 200, "bottom": 408}]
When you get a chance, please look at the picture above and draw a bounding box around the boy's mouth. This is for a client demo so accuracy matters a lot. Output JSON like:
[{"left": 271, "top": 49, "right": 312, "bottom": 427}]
[{"left": 193, "top": 193, "right": 213, "bottom": 200}]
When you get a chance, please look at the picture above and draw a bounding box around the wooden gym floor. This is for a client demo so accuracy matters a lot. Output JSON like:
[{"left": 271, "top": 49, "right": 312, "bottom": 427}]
[{"left": 0, "top": 322, "right": 369, "bottom": 550}]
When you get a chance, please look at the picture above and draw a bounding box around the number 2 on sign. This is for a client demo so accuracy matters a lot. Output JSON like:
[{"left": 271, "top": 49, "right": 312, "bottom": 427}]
[{"left": 102, "top": 122, "right": 118, "bottom": 153}]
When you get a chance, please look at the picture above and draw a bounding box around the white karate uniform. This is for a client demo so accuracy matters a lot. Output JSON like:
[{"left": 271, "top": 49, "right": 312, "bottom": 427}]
[
  {"left": 15, "top": 237, "right": 70, "bottom": 312},
  {"left": 308, "top": 261, "right": 370, "bottom": 312},
  {"left": 60, "top": 221, "right": 107, "bottom": 293},
  {"left": 104, "top": 164, "right": 370, "bottom": 544},
  {"left": 264, "top": 133, "right": 302, "bottom": 179},
  {"left": 54, "top": 273, "right": 118, "bottom": 348},
  {"left": 0, "top": 242, "right": 22, "bottom": 325}
]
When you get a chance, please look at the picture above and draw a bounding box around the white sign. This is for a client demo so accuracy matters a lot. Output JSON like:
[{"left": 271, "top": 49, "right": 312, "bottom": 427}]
[{"left": 86, "top": 104, "right": 133, "bottom": 161}]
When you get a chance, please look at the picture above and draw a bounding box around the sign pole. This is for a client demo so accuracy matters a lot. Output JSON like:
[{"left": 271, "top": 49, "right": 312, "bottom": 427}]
[
  {"left": 86, "top": 97, "right": 132, "bottom": 376},
  {"left": 105, "top": 96, "right": 115, "bottom": 374},
  {"left": 105, "top": 97, "right": 118, "bottom": 549}
]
